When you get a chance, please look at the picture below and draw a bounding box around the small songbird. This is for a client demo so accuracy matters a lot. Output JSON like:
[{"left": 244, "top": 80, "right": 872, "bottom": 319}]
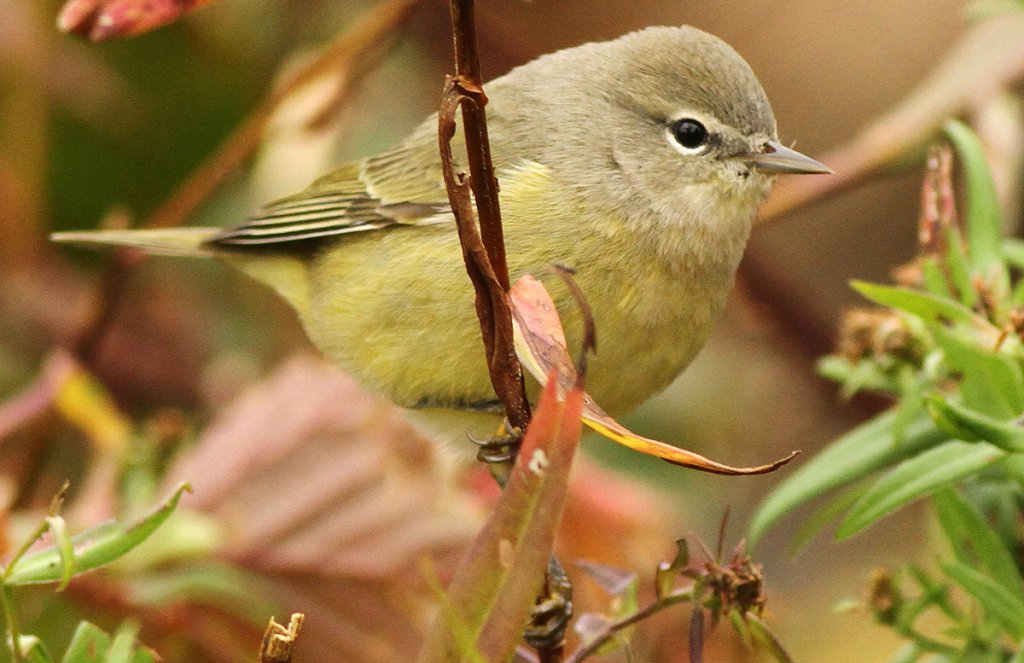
[{"left": 53, "top": 25, "right": 829, "bottom": 442}]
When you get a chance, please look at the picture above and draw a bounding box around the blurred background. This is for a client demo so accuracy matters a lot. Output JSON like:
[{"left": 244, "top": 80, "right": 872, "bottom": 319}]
[{"left": 1, "top": 0, "right": 1020, "bottom": 660}]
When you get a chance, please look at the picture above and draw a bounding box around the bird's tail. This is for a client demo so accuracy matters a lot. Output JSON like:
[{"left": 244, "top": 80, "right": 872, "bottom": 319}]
[{"left": 50, "top": 228, "right": 221, "bottom": 257}]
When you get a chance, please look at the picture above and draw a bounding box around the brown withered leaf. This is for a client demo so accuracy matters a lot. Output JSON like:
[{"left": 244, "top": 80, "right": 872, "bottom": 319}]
[
  {"left": 162, "top": 354, "right": 483, "bottom": 663},
  {"left": 510, "top": 275, "right": 798, "bottom": 475}
]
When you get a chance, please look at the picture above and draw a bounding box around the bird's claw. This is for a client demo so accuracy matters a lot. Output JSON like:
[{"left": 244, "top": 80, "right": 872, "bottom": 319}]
[
  {"left": 524, "top": 557, "right": 574, "bottom": 649},
  {"left": 469, "top": 419, "right": 523, "bottom": 485}
]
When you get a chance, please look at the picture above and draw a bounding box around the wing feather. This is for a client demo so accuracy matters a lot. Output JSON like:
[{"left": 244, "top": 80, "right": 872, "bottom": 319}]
[{"left": 210, "top": 128, "right": 454, "bottom": 247}]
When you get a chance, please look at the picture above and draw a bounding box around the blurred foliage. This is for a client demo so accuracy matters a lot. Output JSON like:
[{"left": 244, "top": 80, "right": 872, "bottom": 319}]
[
  {"left": 2, "top": 484, "right": 187, "bottom": 662},
  {"left": 751, "top": 121, "right": 1024, "bottom": 661}
]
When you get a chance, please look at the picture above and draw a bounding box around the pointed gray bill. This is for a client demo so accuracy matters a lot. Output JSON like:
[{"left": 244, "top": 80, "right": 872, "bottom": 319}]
[{"left": 744, "top": 140, "right": 832, "bottom": 175}]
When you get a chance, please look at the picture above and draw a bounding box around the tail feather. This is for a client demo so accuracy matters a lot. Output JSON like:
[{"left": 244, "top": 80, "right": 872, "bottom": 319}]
[
  {"left": 52, "top": 226, "right": 313, "bottom": 320},
  {"left": 51, "top": 228, "right": 221, "bottom": 257}
]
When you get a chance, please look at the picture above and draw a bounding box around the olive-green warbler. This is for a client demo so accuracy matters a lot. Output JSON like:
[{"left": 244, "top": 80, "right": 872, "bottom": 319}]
[{"left": 54, "top": 26, "right": 829, "bottom": 442}]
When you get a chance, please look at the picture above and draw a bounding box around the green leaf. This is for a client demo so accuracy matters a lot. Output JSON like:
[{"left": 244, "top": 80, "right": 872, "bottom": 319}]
[
  {"left": 936, "top": 329, "right": 1024, "bottom": 419},
  {"left": 788, "top": 482, "right": 869, "bottom": 554},
  {"left": 932, "top": 488, "right": 1024, "bottom": 606},
  {"left": 44, "top": 515, "right": 76, "bottom": 592},
  {"left": 6, "top": 483, "right": 191, "bottom": 586},
  {"left": 749, "top": 411, "right": 947, "bottom": 546},
  {"left": 837, "top": 440, "right": 1005, "bottom": 539},
  {"left": 106, "top": 622, "right": 151, "bottom": 663},
  {"left": 61, "top": 622, "right": 111, "bottom": 663},
  {"left": 944, "top": 120, "right": 1007, "bottom": 290},
  {"left": 851, "top": 281, "right": 983, "bottom": 327},
  {"left": 655, "top": 539, "right": 689, "bottom": 600},
  {"left": 18, "top": 636, "right": 54, "bottom": 663},
  {"left": 1002, "top": 238, "right": 1024, "bottom": 271},
  {"left": 927, "top": 395, "right": 1024, "bottom": 452},
  {"left": 941, "top": 225, "right": 979, "bottom": 308},
  {"left": 942, "top": 561, "right": 1024, "bottom": 639},
  {"left": 745, "top": 612, "right": 795, "bottom": 663},
  {"left": 920, "top": 255, "right": 955, "bottom": 300}
]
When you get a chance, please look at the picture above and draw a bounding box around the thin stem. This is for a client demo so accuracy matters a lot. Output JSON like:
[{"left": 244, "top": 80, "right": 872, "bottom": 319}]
[
  {"left": 2, "top": 585, "right": 22, "bottom": 663},
  {"left": 566, "top": 588, "right": 697, "bottom": 663}
]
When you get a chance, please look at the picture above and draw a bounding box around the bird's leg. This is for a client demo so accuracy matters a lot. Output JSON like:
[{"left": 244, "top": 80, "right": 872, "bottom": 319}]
[
  {"left": 525, "top": 555, "right": 574, "bottom": 652},
  {"left": 470, "top": 418, "right": 522, "bottom": 487}
]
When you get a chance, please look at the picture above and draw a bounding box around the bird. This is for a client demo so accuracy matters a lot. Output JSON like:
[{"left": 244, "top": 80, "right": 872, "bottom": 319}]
[{"left": 53, "top": 25, "right": 830, "bottom": 444}]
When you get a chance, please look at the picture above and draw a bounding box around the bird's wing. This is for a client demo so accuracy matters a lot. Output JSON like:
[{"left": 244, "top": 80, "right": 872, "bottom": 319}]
[{"left": 211, "top": 121, "right": 458, "bottom": 247}]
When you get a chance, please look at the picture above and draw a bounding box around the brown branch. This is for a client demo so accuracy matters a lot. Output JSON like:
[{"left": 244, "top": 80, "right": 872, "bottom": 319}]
[
  {"left": 438, "top": 0, "right": 530, "bottom": 433},
  {"left": 69, "top": 0, "right": 426, "bottom": 362}
]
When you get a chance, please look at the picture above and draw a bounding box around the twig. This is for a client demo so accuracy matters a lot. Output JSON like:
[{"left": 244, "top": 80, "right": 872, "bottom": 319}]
[
  {"left": 565, "top": 589, "right": 696, "bottom": 663},
  {"left": 438, "top": 0, "right": 531, "bottom": 435},
  {"left": 70, "top": 0, "right": 426, "bottom": 363},
  {"left": 259, "top": 614, "right": 304, "bottom": 663}
]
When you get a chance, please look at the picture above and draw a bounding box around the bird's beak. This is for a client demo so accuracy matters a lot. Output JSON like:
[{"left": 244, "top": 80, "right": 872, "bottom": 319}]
[{"left": 743, "top": 140, "right": 832, "bottom": 175}]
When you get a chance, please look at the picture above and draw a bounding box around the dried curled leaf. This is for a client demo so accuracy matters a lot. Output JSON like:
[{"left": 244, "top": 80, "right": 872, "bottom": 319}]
[{"left": 510, "top": 275, "right": 798, "bottom": 475}]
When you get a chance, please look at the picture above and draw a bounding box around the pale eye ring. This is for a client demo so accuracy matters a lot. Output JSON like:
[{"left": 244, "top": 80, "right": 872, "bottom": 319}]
[{"left": 670, "top": 118, "right": 710, "bottom": 152}]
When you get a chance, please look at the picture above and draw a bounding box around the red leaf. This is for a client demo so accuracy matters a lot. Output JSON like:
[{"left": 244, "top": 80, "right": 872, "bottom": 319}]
[
  {"left": 419, "top": 371, "right": 583, "bottom": 662},
  {"left": 57, "top": 0, "right": 217, "bottom": 41}
]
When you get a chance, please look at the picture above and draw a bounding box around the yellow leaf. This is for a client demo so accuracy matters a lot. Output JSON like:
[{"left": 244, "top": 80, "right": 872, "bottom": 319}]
[{"left": 53, "top": 352, "right": 131, "bottom": 454}]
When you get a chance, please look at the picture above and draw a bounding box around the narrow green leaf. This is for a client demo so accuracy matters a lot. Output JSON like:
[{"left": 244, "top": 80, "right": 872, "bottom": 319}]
[
  {"left": 6, "top": 483, "right": 191, "bottom": 586},
  {"left": 18, "top": 636, "right": 54, "bottom": 663},
  {"left": 944, "top": 120, "right": 1007, "bottom": 286},
  {"left": 130, "top": 649, "right": 157, "bottom": 663},
  {"left": 729, "top": 608, "right": 752, "bottom": 649},
  {"left": 745, "top": 612, "right": 795, "bottom": 663},
  {"left": 749, "top": 411, "right": 947, "bottom": 546},
  {"left": 655, "top": 539, "right": 689, "bottom": 600},
  {"left": 1003, "top": 238, "right": 1024, "bottom": 270},
  {"left": 936, "top": 329, "right": 1024, "bottom": 419},
  {"left": 920, "top": 256, "right": 954, "bottom": 299},
  {"left": 942, "top": 561, "right": 1024, "bottom": 639},
  {"left": 927, "top": 395, "right": 1024, "bottom": 452},
  {"left": 837, "top": 440, "right": 1005, "bottom": 539},
  {"left": 932, "top": 488, "right": 1024, "bottom": 606},
  {"left": 942, "top": 225, "right": 978, "bottom": 308},
  {"left": 788, "top": 482, "right": 869, "bottom": 554},
  {"left": 61, "top": 622, "right": 110, "bottom": 663},
  {"left": 106, "top": 622, "right": 142, "bottom": 663},
  {"left": 45, "top": 516, "right": 75, "bottom": 591},
  {"left": 851, "top": 281, "right": 982, "bottom": 326}
]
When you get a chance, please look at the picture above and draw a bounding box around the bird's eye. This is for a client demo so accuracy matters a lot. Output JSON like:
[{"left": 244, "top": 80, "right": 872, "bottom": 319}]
[{"left": 670, "top": 118, "right": 710, "bottom": 151}]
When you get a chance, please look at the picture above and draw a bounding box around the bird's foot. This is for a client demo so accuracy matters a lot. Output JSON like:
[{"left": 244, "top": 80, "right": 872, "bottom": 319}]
[
  {"left": 524, "top": 557, "right": 574, "bottom": 649},
  {"left": 470, "top": 419, "right": 523, "bottom": 486}
]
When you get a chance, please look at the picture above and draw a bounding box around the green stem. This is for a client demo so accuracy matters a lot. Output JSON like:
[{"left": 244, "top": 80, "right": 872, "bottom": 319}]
[{"left": 2, "top": 585, "right": 23, "bottom": 663}]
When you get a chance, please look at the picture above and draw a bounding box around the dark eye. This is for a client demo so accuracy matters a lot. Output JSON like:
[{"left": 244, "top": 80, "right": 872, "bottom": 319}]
[{"left": 671, "top": 118, "right": 709, "bottom": 150}]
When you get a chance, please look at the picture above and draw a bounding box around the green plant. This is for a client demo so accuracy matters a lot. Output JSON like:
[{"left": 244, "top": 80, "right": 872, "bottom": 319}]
[
  {"left": 750, "top": 120, "right": 1024, "bottom": 660},
  {"left": 1, "top": 483, "right": 189, "bottom": 663}
]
